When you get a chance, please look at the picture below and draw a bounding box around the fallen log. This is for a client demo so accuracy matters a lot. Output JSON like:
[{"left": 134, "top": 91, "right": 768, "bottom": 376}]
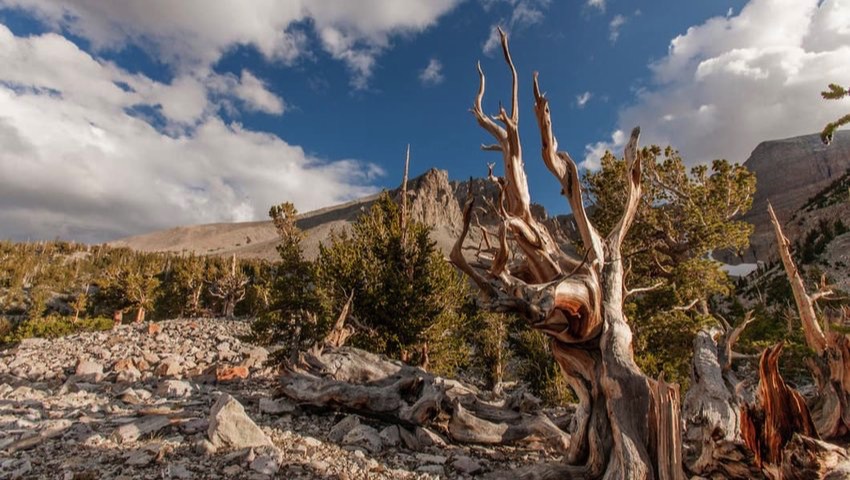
[{"left": 279, "top": 345, "right": 570, "bottom": 451}]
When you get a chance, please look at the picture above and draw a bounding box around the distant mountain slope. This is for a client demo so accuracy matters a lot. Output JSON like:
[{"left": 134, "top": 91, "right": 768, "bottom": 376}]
[
  {"left": 738, "top": 131, "right": 850, "bottom": 262},
  {"left": 115, "top": 131, "right": 850, "bottom": 273},
  {"left": 112, "top": 168, "right": 579, "bottom": 262}
]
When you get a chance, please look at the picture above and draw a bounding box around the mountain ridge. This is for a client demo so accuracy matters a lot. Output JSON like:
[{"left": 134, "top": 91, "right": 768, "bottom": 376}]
[{"left": 112, "top": 131, "right": 850, "bottom": 274}]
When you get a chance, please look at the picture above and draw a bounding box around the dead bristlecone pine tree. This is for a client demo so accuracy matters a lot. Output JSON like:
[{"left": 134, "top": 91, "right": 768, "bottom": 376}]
[
  {"left": 210, "top": 254, "right": 248, "bottom": 319},
  {"left": 450, "top": 28, "right": 683, "bottom": 479}
]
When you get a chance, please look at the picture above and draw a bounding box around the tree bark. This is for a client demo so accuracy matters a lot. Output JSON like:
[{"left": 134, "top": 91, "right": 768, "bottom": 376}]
[
  {"left": 740, "top": 342, "right": 825, "bottom": 478},
  {"left": 682, "top": 326, "right": 762, "bottom": 479},
  {"left": 451, "top": 29, "right": 683, "bottom": 479}
]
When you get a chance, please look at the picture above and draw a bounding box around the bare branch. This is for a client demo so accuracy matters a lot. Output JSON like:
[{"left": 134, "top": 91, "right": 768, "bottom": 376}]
[
  {"left": 497, "top": 26, "right": 518, "bottom": 124},
  {"left": 625, "top": 281, "right": 664, "bottom": 299},
  {"left": 532, "top": 72, "right": 604, "bottom": 266},
  {"left": 607, "top": 127, "right": 642, "bottom": 250},
  {"left": 768, "top": 201, "right": 827, "bottom": 355},
  {"left": 472, "top": 62, "right": 507, "bottom": 144},
  {"left": 723, "top": 310, "right": 755, "bottom": 372},
  {"left": 672, "top": 299, "right": 700, "bottom": 312},
  {"left": 451, "top": 189, "right": 498, "bottom": 298}
]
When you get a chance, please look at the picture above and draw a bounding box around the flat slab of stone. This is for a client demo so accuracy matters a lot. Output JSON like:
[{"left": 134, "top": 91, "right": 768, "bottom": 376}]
[{"left": 111, "top": 415, "right": 171, "bottom": 443}]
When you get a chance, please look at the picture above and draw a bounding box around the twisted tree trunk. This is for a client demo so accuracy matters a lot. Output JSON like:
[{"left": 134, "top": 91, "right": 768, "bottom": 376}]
[
  {"left": 682, "top": 322, "right": 763, "bottom": 479},
  {"left": 451, "top": 29, "right": 684, "bottom": 479}
]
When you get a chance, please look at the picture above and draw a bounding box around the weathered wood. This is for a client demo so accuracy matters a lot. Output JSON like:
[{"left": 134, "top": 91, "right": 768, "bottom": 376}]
[
  {"left": 453, "top": 29, "right": 682, "bottom": 479},
  {"left": 779, "top": 434, "right": 850, "bottom": 480},
  {"left": 319, "top": 291, "right": 354, "bottom": 350},
  {"left": 741, "top": 343, "right": 819, "bottom": 470},
  {"left": 279, "top": 346, "right": 570, "bottom": 451},
  {"left": 683, "top": 327, "right": 762, "bottom": 479},
  {"left": 768, "top": 202, "right": 850, "bottom": 439}
]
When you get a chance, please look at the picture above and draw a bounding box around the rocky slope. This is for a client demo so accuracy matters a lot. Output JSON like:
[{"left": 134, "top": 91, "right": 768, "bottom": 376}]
[
  {"left": 0, "top": 318, "right": 558, "bottom": 479},
  {"left": 736, "top": 131, "right": 850, "bottom": 263}
]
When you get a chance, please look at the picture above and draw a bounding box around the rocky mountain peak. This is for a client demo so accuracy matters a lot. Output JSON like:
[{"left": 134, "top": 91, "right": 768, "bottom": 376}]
[{"left": 736, "top": 131, "right": 850, "bottom": 262}]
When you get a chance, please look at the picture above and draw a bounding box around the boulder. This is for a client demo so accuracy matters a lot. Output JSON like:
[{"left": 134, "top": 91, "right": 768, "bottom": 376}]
[
  {"left": 379, "top": 425, "right": 401, "bottom": 447},
  {"left": 207, "top": 394, "right": 272, "bottom": 449},
  {"left": 75, "top": 360, "right": 103, "bottom": 382},
  {"left": 249, "top": 447, "right": 283, "bottom": 475},
  {"left": 240, "top": 347, "right": 269, "bottom": 369},
  {"left": 156, "top": 358, "right": 183, "bottom": 377},
  {"left": 452, "top": 456, "right": 483, "bottom": 474}
]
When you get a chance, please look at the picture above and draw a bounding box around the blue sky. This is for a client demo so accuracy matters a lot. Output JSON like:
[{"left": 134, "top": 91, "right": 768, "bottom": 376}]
[{"left": 0, "top": 0, "right": 848, "bottom": 242}]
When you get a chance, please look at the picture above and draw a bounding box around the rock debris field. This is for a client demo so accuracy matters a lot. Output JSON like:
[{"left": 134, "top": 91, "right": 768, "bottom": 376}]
[{"left": 0, "top": 319, "right": 553, "bottom": 479}]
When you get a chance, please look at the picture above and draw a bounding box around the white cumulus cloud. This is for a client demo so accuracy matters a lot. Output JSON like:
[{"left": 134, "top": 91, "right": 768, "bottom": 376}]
[
  {"left": 0, "top": 0, "right": 462, "bottom": 89},
  {"left": 233, "top": 70, "right": 285, "bottom": 115},
  {"left": 0, "top": 25, "right": 382, "bottom": 242},
  {"left": 584, "top": 0, "right": 850, "bottom": 169},
  {"left": 482, "top": 0, "right": 551, "bottom": 56},
  {"left": 608, "top": 14, "right": 626, "bottom": 44},
  {"left": 587, "top": 0, "right": 605, "bottom": 12},
  {"left": 419, "top": 58, "right": 445, "bottom": 86}
]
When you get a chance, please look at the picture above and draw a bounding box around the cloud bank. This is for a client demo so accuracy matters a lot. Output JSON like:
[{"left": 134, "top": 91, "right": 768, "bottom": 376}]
[
  {"left": 0, "top": 25, "right": 382, "bottom": 242},
  {"left": 584, "top": 0, "right": 850, "bottom": 169}
]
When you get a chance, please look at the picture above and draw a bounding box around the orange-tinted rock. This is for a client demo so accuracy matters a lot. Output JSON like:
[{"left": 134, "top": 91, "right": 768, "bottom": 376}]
[
  {"left": 148, "top": 323, "right": 162, "bottom": 336},
  {"left": 156, "top": 358, "right": 183, "bottom": 377},
  {"left": 113, "top": 358, "right": 135, "bottom": 372},
  {"left": 135, "top": 358, "right": 151, "bottom": 371},
  {"left": 216, "top": 366, "right": 249, "bottom": 382}
]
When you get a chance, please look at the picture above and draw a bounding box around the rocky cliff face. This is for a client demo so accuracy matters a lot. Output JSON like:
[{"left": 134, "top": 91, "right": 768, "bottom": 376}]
[
  {"left": 113, "top": 167, "right": 578, "bottom": 261},
  {"left": 737, "top": 131, "right": 850, "bottom": 263}
]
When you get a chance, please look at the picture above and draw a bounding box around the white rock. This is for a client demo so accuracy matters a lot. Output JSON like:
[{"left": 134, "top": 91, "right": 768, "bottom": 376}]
[
  {"left": 302, "top": 436, "right": 323, "bottom": 448},
  {"left": 416, "top": 464, "right": 445, "bottom": 475},
  {"left": 156, "top": 379, "right": 193, "bottom": 398},
  {"left": 342, "top": 424, "right": 383, "bottom": 453},
  {"left": 328, "top": 415, "right": 360, "bottom": 443},
  {"left": 241, "top": 347, "right": 269, "bottom": 369},
  {"left": 112, "top": 415, "right": 171, "bottom": 443},
  {"left": 75, "top": 360, "right": 103, "bottom": 381},
  {"left": 249, "top": 447, "right": 283, "bottom": 475},
  {"left": 207, "top": 393, "right": 272, "bottom": 450},
  {"left": 116, "top": 366, "right": 141, "bottom": 383}
]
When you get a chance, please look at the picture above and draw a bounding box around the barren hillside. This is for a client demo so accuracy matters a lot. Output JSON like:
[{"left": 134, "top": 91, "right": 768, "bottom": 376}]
[{"left": 111, "top": 169, "right": 578, "bottom": 261}]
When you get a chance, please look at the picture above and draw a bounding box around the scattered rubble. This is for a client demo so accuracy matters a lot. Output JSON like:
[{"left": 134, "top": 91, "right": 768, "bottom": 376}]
[{"left": 0, "top": 318, "right": 560, "bottom": 479}]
